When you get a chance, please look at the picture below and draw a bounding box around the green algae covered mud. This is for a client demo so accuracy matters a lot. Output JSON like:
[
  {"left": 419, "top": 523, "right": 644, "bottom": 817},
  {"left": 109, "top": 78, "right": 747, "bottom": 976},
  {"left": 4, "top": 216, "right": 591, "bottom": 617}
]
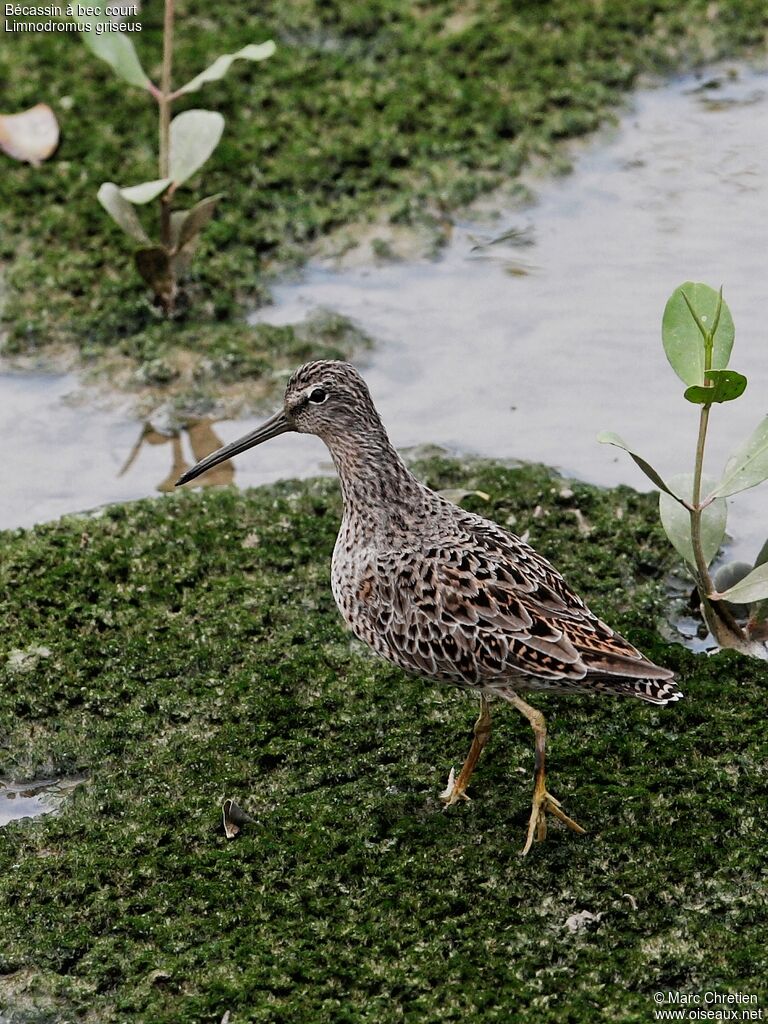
[
  {"left": 1, "top": 459, "right": 766, "bottom": 1021},
  {"left": 2, "top": 1, "right": 768, "bottom": 398}
]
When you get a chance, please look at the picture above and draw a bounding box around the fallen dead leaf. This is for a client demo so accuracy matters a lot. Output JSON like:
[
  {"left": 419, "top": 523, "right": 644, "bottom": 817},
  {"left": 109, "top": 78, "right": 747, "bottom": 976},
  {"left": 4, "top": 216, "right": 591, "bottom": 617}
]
[
  {"left": 222, "top": 798, "right": 255, "bottom": 840},
  {"left": 0, "top": 103, "right": 59, "bottom": 166}
]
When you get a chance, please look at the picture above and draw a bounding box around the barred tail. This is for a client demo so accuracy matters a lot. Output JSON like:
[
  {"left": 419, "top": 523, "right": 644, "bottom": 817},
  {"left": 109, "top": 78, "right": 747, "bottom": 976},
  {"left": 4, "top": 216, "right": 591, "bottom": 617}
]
[{"left": 616, "top": 675, "right": 683, "bottom": 705}]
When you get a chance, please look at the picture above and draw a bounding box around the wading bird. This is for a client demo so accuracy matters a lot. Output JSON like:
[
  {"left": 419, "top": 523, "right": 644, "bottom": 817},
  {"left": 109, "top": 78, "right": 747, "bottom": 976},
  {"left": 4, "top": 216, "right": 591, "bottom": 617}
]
[{"left": 178, "top": 361, "right": 681, "bottom": 854}]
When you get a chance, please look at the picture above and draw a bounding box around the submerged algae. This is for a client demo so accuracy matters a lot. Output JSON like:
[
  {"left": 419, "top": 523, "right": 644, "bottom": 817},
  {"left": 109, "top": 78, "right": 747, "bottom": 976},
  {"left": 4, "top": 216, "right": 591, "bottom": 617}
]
[
  {"left": 1, "top": 2, "right": 768, "bottom": 399},
  {"left": 0, "top": 459, "right": 765, "bottom": 1022}
]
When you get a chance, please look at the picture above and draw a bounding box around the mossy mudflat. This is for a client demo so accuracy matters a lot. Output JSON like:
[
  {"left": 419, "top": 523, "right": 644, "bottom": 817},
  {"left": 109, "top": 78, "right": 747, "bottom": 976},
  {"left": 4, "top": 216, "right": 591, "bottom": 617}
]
[
  {"left": 2, "top": 1, "right": 768, "bottom": 403},
  {"left": 1, "top": 458, "right": 766, "bottom": 1022}
]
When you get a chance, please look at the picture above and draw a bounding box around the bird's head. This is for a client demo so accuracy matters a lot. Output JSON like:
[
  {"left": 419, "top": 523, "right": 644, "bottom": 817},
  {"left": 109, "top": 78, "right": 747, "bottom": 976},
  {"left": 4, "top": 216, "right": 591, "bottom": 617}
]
[
  {"left": 283, "top": 359, "right": 380, "bottom": 438},
  {"left": 176, "top": 360, "right": 380, "bottom": 486}
]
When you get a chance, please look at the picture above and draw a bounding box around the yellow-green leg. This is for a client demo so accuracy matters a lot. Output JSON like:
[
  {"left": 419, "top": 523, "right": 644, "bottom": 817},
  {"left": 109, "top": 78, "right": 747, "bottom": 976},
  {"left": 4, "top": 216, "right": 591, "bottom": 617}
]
[
  {"left": 440, "top": 694, "right": 492, "bottom": 806},
  {"left": 507, "top": 692, "right": 586, "bottom": 855}
]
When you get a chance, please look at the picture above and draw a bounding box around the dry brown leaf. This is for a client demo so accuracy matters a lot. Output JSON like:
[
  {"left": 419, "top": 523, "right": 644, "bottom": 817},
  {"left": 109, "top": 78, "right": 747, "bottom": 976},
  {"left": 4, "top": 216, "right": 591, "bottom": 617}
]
[
  {"left": 0, "top": 103, "right": 59, "bottom": 166},
  {"left": 222, "top": 798, "right": 255, "bottom": 840}
]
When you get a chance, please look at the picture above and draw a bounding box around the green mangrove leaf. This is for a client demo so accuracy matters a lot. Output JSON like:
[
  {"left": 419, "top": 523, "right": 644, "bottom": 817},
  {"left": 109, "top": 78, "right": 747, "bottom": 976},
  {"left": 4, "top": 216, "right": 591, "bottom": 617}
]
[
  {"left": 78, "top": 21, "right": 150, "bottom": 89},
  {"left": 713, "top": 561, "right": 759, "bottom": 618},
  {"left": 712, "top": 539, "right": 768, "bottom": 623},
  {"left": 749, "top": 543, "right": 768, "bottom": 626},
  {"left": 659, "top": 472, "right": 726, "bottom": 567},
  {"left": 710, "top": 416, "right": 768, "bottom": 497},
  {"left": 683, "top": 368, "right": 748, "bottom": 405},
  {"left": 175, "top": 41, "right": 276, "bottom": 97},
  {"left": 716, "top": 561, "right": 765, "bottom": 614},
  {"left": 714, "top": 561, "right": 754, "bottom": 596},
  {"left": 97, "top": 182, "right": 149, "bottom": 243},
  {"left": 169, "top": 110, "right": 225, "bottom": 186},
  {"left": 716, "top": 563, "right": 768, "bottom": 605},
  {"left": 120, "top": 179, "right": 172, "bottom": 204},
  {"left": 754, "top": 538, "right": 768, "bottom": 569},
  {"left": 596, "top": 431, "right": 680, "bottom": 500},
  {"left": 171, "top": 194, "right": 223, "bottom": 251},
  {"left": 662, "top": 283, "right": 734, "bottom": 386}
]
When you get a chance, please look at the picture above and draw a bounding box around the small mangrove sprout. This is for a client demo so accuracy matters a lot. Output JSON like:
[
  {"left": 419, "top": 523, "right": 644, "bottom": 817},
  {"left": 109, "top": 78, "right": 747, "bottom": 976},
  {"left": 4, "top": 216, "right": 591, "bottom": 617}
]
[
  {"left": 75, "top": 1, "right": 275, "bottom": 314},
  {"left": 599, "top": 282, "right": 768, "bottom": 660}
]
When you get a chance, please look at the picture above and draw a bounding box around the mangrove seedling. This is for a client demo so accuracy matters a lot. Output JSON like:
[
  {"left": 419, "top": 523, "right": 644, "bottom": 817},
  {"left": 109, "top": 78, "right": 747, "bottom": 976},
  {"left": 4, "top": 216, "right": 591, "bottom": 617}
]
[
  {"left": 77, "top": 1, "right": 274, "bottom": 314},
  {"left": 599, "top": 282, "right": 768, "bottom": 660}
]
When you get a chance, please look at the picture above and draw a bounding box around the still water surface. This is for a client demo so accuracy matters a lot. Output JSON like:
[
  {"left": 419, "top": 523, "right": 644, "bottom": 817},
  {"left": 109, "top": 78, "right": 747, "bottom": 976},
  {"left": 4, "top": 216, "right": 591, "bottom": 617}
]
[{"left": 0, "top": 776, "right": 84, "bottom": 827}]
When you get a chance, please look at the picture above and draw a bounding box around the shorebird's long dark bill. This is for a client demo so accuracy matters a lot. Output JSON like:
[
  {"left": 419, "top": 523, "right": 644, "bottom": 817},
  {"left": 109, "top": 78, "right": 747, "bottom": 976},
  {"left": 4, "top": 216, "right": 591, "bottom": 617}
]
[{"left": 175, "top": 409, "right": 292, "bottom": 486}]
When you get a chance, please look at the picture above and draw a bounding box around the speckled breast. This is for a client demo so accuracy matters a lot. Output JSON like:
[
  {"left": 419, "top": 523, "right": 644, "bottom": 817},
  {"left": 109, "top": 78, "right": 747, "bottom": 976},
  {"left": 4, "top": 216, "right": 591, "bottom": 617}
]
[{"left": 330, "top": 520, "right": 411, "bottom": 672}]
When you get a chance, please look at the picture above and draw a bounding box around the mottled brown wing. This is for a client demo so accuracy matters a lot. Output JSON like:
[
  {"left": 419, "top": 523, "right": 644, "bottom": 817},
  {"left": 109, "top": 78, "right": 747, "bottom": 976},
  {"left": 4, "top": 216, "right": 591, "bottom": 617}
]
[{"left": 367, "top": 513, "right": 670, "bottom": 691}]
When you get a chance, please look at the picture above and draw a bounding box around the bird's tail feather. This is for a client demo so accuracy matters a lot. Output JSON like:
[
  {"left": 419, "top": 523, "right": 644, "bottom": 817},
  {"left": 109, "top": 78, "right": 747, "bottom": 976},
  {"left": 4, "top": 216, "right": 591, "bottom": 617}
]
[{"left": 607, "top": 675, "right": 683, "bottom": 705}]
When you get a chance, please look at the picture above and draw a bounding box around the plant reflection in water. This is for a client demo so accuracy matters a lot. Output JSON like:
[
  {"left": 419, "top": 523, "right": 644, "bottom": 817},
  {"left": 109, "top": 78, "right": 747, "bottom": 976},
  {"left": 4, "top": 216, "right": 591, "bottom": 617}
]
[{"left": 120, "top": 419, "right": 234, "bottom": 492}]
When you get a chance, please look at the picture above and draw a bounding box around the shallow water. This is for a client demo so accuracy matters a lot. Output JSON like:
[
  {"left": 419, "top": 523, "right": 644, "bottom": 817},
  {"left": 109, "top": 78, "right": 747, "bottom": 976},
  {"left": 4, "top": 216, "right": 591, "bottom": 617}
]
[
  {"left": 0, "top": 370, "right": 332, "bottom": 526},
  {"left": 250, "top": 65, "right": 768, "bottom": 563},
  {"left": 2, "top": 66, "right": 767, "bottom": 563},
  {"left": 0, "top": 776, "right": 84, "bottom": 827}
]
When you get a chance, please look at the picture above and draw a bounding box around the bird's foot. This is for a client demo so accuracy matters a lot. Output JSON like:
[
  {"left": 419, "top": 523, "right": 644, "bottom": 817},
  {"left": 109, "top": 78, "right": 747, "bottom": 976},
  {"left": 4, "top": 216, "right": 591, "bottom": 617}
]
[
  {"left": 439, "top": 767, "right": 472, "bottom": 807},
  {"left": 521, "top": 787, "right": 586, "bottom": 856}
]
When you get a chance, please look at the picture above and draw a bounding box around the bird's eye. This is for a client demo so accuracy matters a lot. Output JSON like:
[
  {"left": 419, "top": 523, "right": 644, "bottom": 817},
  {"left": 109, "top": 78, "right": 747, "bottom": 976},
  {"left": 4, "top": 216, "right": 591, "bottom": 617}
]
[{"left": 308, "top": 387, "right": 328, "bottom": 404}]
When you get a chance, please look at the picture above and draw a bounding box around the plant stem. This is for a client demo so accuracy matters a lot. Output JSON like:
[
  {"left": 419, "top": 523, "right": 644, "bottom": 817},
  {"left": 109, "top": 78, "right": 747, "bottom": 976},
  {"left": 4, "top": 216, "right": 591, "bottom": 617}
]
[
  {"left": 158, "top": 0, "right": 174, "bottom": 249},
  {"left": 690, "top": 403, "right": 714, "bottom": 596},
  {"left": 688, "top": 338, "right": 743, "bottom": 637},
  {"left": 157, "top": 0, "right": 175, "bottom": 313}
]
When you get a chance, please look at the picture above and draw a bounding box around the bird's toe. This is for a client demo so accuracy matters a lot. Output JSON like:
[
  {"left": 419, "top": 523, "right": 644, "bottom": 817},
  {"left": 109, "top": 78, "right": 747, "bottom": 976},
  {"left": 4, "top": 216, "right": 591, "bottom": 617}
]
[{"left": 439, "top": 767, "right": 472, "bottom": 806}]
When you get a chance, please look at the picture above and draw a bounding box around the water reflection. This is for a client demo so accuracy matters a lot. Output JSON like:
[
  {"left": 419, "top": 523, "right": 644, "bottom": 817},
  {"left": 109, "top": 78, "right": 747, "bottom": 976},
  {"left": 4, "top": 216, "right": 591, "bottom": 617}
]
[
  {"left": 0, "top": 776, "right": 85, "bottom": 827},
  {"left": 120, "top": 419, "right": 234, "bottom": 492}
]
